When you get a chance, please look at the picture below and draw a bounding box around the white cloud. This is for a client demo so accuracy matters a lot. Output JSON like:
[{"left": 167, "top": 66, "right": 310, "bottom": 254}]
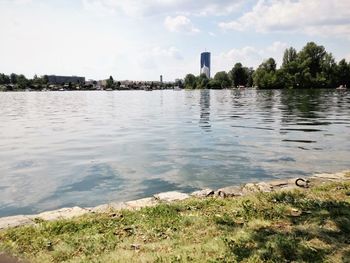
[
  {"left": 213, "top": 41, "right": 288, "bottom": 73},
  {"left": 164, "top": 16, "right": 199, "bottom": 34},
  {"left": 136, "top": 46, "right": 197, "bottom": 80},
  {"left": 138, "top": 46, "right": 183, "bottom": 69},
  {"left": 4, "top": 0, "right": 33, "bottom": 5},
  {"left": 219, "top": 0, "right": 350, "bottom": 38},
  {"left": 151, "top": 46, "right": 183, "bottom": 60},
  {"left": 82, "top": 0, "right": 244, "bottom": 17},
  {"left": 81, "top": 0, "right": 115, "bottom": 16}
]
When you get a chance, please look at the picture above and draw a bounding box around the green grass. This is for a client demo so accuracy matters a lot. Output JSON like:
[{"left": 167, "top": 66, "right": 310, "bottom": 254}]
[{"left": 1, "top": 182, "right": 350, "bottom": 262}]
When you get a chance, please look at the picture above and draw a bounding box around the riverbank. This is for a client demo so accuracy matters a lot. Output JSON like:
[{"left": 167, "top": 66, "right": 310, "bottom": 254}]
[
  {"left": 0, "top": 170, "right": 349, "bottom": 262},
  {"left": 1, "top": 170, "right": 348, "bottom": 230}
]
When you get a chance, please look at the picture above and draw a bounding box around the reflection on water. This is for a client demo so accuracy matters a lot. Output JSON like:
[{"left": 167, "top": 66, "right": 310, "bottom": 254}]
[
  {"left": 199, "top": 90, "right": 211, "bottom": 131},
  {"left": 0, "top": 89, "right": 349, "bottom": 216}
]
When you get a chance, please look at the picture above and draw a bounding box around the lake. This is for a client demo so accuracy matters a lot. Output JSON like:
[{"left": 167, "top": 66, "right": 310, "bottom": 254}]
[{"left": 0, "top": 89, "right": 349, "bottom": 217}]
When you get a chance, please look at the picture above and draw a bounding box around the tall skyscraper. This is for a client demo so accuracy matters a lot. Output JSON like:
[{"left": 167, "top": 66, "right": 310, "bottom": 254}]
[{"left": 200, "top": 52, "right": 211, "bottom": 78}]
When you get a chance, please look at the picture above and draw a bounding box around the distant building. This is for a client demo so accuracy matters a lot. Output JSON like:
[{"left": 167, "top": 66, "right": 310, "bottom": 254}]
[
  {"left": 200, "top": 52, "right": 211, "bottom": 78},
  {"left": 47, "top": 75, "right": 85, "bottom": 85}
]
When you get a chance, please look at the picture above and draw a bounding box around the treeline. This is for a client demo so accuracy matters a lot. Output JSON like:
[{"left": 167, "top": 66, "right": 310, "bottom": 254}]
[
  {"left": 0, "top": 73, "right": 49, "bottom": 90},
  {"left": 184, "top": 42, "right": 350, "bottom": 89}
]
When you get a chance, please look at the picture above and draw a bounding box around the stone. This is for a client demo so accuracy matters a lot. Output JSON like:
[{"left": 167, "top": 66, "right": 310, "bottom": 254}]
[
  {"left": 90, "top": 202, "right": 128, "bottom": 213},
  {"left": 191, "top": 188, "right": 214, "bottom": 198},
  {"left": 154, "top": 191, "right": 190, "bottom": 202},
  {"left": 256, "top": 182, "right": 273, "bottom": 192},
  {"left": 131, "top": 244, "right": 141, "bottom": 250},
  {"left": 268, "top": 179, "right": 290, "bottom": 188},
  {"left": 289, "top": 208, "right": 302, "bottom": 217},
  {"left": 242, "top": 183, "right": 259, "bottom": 193},
  {"left": 242, "top": 182, "right": 272, "bottom": 193},
  {"left": 125, "top": 197, "right": 158, "bottom": 209},
  {"left": 216, "top": 186, "right": 243, "bottom": 198},
  {"left": 37, "top": 206, "right": 89, "bottom": 221},
  {"left": 311, "top": 171, "right": 350, "bottom": 181},
  {"left": 0, "top": 215, "right": 34, "bottom": 229}
]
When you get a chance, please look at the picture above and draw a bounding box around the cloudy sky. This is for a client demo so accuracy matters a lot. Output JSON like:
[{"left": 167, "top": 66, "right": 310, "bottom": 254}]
[{"left": 0, "top": 0, "right": 349, "bottom": 81}]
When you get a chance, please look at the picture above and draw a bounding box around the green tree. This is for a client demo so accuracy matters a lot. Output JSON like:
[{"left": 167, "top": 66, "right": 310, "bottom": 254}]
[
  {"left": 317, "top": 53, "right": 337, "bottom": 88},
  {"left": 246, "top": 68, "right": 255, "bottom": 87},
  {"left": 336, "top": 59, "right": 350, "bottom": 87},
  {"left": 208, "top": 79, "right": 221, "bottom": 89},
  {"left": 16, "top": 74, "right": 28, "bottom": 89},
  {"left": 253, "top": 58, "right": 282, "bottom": 89},
  {"left": 106, "top": 76, "right": 114, "bottom": 90},
  {"left": 281, "top": 49, "right": 300, "bottom": 89},
  {"left": 175, "top": 79, "right": 184, "bottom": 89},
  {"left": 213, "top": 71, "right": 231, "bottom": 89},
  {"left": 196, "top": 73, "right": 209, "bottom": 89},
  {"left": 298, "top": 42, "right": 326, "bottom": 78},
  {"left": 229, "top": 63, "right": 248, "bottom": 87},
  {"left": 184, "top": 74, "right": 196, "bottom": 89},
  {"left": 10, "top": 73, "right": 17, "bottom": 84},
  {"left": 293, "top": 42, "right": 327, "bottom": 88},
  {"left": 0, "top": 73, "right": 10, "bottom": 84},
  {"left": 282, "top": 47, "right": 297, "bottom": 67},
  {"left": 42, "top": 75, "right": 49, "bottom": 85}
]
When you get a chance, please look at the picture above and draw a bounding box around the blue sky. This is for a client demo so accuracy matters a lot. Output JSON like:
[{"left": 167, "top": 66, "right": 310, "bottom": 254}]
[{"left": 0, "top": 0, "right": 349, "bottom": 81}]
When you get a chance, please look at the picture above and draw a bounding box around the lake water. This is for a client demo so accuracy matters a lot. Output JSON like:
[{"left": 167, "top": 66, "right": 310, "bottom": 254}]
[{"left": 0, "top": 89, "right": 349, "bottom": 217}]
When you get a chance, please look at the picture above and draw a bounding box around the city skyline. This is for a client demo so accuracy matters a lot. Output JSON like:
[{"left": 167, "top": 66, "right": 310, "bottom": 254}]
[{"left": 0, "top": 0, "right": 349, "bottom": 81}]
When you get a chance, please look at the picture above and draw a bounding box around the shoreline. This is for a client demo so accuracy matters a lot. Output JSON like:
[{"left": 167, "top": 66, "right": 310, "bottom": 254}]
[{"left": 1, "top": 170, "right": 349, "bottom": 230}]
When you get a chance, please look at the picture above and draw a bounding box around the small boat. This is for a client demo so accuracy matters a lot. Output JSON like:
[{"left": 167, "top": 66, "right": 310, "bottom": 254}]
[{"left": 105, "top": 88, "right": 113, "bottom": 91}]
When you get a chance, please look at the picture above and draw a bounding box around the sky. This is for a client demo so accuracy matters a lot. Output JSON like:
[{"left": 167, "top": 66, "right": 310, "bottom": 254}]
[{"left": 0, "top": 0, "right": 349, "bottom": 81}]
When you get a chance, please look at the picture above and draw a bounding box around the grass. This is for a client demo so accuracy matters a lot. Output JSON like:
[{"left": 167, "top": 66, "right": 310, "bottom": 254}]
[{"left": 0, "top": 182, "right": 350, "bottom": 262}]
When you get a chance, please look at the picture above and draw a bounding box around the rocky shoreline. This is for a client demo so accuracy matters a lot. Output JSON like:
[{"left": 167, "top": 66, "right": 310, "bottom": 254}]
[{"left": 1, "top": 170, "right": 349, "bottom": 230}]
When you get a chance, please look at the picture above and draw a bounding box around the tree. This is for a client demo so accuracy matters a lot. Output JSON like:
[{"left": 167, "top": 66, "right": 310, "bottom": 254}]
[
  {"left": 262, "top": 58, "right": 277, "bottom": 72},
  {"left": 106, "top": 76, "right": 114, "bottom": 90},
  {"left": 298, "top": 42, "right": 326, "bottom": 78},
  {"left": 336, "top": 59, "right": 350, "bottom": 87},
  {"left": 16, "top": 74, "right": 28, "bottom": 89},
  {"left": 246, "top": 68, "right": 255, "bottom": 87},
  {"left": 253, "top": 58, "right": 282, "bottom": 89},
  {"left": 0, "top": 73, "right": 10, "bottom": 84},
  {"left": 10, "top": 73, "right": 17, "bottom": 84},
  {"left": 318, "top": 53, "right": 337, "bottom": 88},
  {"left": 281, "top": 49, "right": 300, "bottom": 89},
  {"left": 32, "top": 74, "right": 42, "bottom": 86},
  {"left": 42, "top": 75, "right": 49, "bottom": 85},
  {"left": 208, "top": 79, "right": 221, "bottom": 89},
  {"left": 213, "top": 71, "right": 231, "bottom": 89},
  {"left": 229, "top": 63, "right": 248, "bottom": 87},
  {"left": 174, "top": 79, "right": 184, "bottom": 89},
  {"left": 282, "top": 47, "right": 297, "bottom": 67},
  {"left": 196, "top": 73, "right": 209, "bottom": 89},
  {"left": 184, "top": 74, "right": 196, "bottom": 89}
]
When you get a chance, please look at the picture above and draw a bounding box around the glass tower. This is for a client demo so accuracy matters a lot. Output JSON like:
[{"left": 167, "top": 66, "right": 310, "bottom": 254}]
[{"left": 200, "top": 52, "right": 211, "bottom": 78}]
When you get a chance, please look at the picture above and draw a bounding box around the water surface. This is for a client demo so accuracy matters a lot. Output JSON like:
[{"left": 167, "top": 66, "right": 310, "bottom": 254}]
[{"left": 0, "top": 89, "right": 349, "bottom": 216}]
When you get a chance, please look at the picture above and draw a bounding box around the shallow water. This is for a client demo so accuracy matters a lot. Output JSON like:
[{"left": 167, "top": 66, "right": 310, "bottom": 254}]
[{"left": 0, "top": 89, "right": 349, "bottom": 216}]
